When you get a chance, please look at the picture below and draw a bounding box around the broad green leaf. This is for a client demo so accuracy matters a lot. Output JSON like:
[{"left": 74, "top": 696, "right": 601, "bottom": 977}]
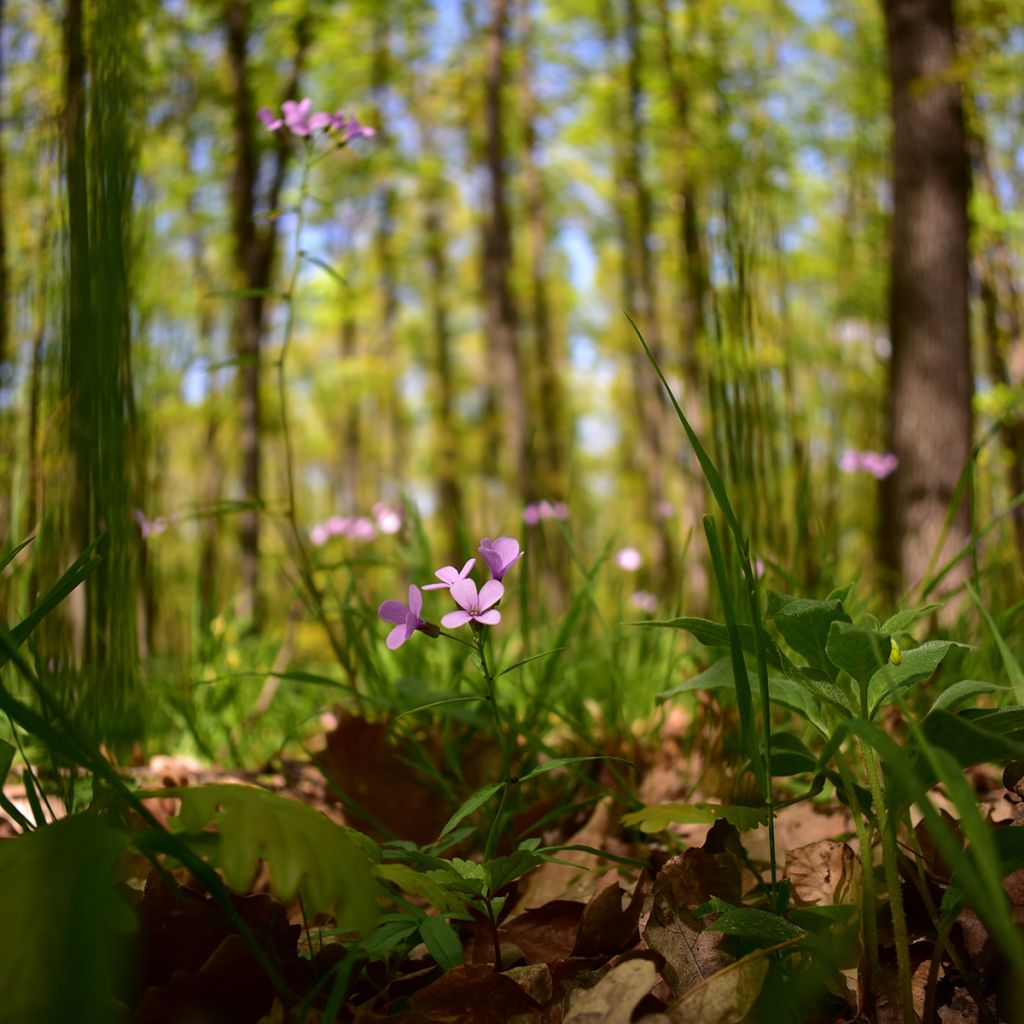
[
  {"left": 766, "top": 590, "right": 851, "bottom": 678},
  {"left": 825, "top": 622, "right": 890, "bottom": 688},
  {"left": 658, "top": 657, "right": 832, "bottom": 736},
  {"left": 867, "top": 640, "right": 970, "bottom": 718},
  {"left": 622, "top": 801, "right": 770, "bottom": 833},
  {"left": 930, "top": 680, "right": 1006, "bottom": 714},
  {"left": 700, "top": 897, "right": 804, "bottom": 944},
  {"left": 484, "top": 849, "right": 544, "bottom": 893},
  {"left": 922, "top": 710, "right": 1024, "bottom": 767},
  {"left": 633, "top": 617, "right": 791, "bottom": 673},
  {"left": 376, "top": 863, "right": 468, "bottom": 913},
  {"left": 768, "top": 733, "right": 817, "bottom": 775},
  {"left": 419, "top": 915, "right": 464, "bottom": 970},
  {"left": 438, "top": 781, "right": 505, "bottom": 839},
  {"left": 0, "top": 814, "right": 132, "bottom": 1024},
  {"left": 171, "top": 784, "right": 378, "bottom": 934}
]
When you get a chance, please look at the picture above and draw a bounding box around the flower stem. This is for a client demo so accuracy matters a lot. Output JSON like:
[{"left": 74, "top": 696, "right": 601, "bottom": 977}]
[{"left": 478, "top": 631, "right": 513, "bottom": 861}]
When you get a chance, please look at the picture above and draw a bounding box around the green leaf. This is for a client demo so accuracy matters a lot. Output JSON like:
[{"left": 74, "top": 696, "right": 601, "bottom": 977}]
[
  {"left": 496, "top": 647, "right": 564, "bottom": 677},
  {"left": 930, "top": 680, "right": 1007, "bottom": 714},
  {"left": 881, "top": 605, "right": 940, "bottom": 635},
  {"left": 921, "top": 709, "right": 1024, "bottom": 767},
  {"left": 302, "top": 253, "right": 347, "bottom": 286},
  {"left": 419, "top": 915, "right": 464, "bottom": 970},
  {"left": 376, "top": 863, "right": 468, "bottom": 913},
  {"left": 768, "top": 733, "right": 817, "bottom": 776},
  {"left": 867, "top": 640, "right": 970, "bottom": 718},
  {"left": 0, "top": 535, "right": 34, "bottom": 574},
  {"left": 0, "top": 738, "right": 14, "bottom": 782},
  {"left": 171, "top": 784, "right": 379, "bottom": 934},
  {"left": 700, "top": 897, "right": 804, "bottom": 944},
  {"left": 966, "top": 582, "right": 1024, "bottom": 703},
  {"left": 484, "top": 849, "right": 544, "bottom": 893},
  {"left": 765, "top": 590, "right": 851, "bottom": 678},
  {"left": 825, "top": 622, "right": 891, "bottom": 688},
  {"left": 517, "top": 754, "right": 632, "bottom": 783},
  {"left": 0, "top": 814, "right": 132, "bottom": 1024},
  {"left": 621, "top": 801, "right": 770, "bottom": 833},
  {"left": 438, "top": 781, "right": 505, "bottom": 839},
  {"left": 658, "top": 657, "right": 833, "bottom": 736},
  {"left": 633, "top": 617, "right": 791, "bottom": 673}
]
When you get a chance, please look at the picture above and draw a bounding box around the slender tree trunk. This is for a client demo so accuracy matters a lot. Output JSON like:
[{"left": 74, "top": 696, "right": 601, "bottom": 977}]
[
  {"left": 881, "top": 0, "right": 973, "bottom": 599},
  {"left": 972, "top": 130, "right": 1024, "bottom": 566},
  {"left": 371, "top": 13, "right": 405, "bottom": 486},
  {"left": 655, "top": 0, "right": 708, "bottom": 610},
  {"left": 611, "top": 0, "right": 676, "bottom": 587},
  {"left": 339, "top": 278, "right": 361, "bottom": 511},
  {"left": 224, "top": 0, "right": 309, "bottom": 627},
  {"left": 482, "top": 0, "right": 530, "bottom": 501}
]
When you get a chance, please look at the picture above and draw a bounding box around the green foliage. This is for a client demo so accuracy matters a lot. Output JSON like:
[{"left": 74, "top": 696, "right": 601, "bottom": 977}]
[
  {"left": 170, "top": 783, "right": 379, "bottom": 933},
  {"left": 0, "top": 814, "right": 132, "bottom": 1024}
]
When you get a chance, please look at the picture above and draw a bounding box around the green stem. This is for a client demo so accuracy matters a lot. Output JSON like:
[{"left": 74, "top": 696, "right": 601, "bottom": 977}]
[
  {"left": 478, "top": 630, "right": 513, "bottom": 861},
  {"left": 860, "top": 736, "right": 914, "bottom": 1023}
]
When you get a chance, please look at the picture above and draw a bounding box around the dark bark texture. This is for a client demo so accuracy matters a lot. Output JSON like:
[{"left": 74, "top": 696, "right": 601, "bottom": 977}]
[{"left": 882, "top": 0, "right": 973, "bottom": 596}]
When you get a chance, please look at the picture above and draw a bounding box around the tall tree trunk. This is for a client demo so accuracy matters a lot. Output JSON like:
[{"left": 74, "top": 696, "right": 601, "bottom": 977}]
[
  {"left": 881, "top": 0, "right": 973, "bottom": 600},
  {"left": 655, "top": 0, "right": 708, "bottom": 610},
  {"left": 224, "top": 0, "right": 309, "bottom": 627},
  {"left": 482, "top": 0, "right": 530, "bottom": 502},
  {"left": 615, "top": 0, "right": 677, "bottom": 588},
  {"left": 371, "top": 12, "right": 405, "bottom": 486},
  {"left": 972, "top": 129, "right": 1024, "bottom": 566}
]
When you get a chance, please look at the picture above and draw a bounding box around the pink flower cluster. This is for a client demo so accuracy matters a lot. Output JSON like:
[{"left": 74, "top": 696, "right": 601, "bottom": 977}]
[
  {"left": 378, "top": 536, "right": 523, "bottom": 650},
  {"left": 839, "top": 448, "right": 898, "bottom": 480},
  {"left": 523, "top": 500, "right": 569, "bottom": 526},
  {"left": 309, "top": 503, "right": 401, "bottom": 547},
  {"left": 258, "top": 98, "right": 375, "bottom": 142}
]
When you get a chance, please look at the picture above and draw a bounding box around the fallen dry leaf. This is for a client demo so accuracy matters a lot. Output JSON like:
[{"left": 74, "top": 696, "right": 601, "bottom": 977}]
[
  {"left": 563, "top": 957, "right": 658, "bottom": 1024},
  {"left": 660, "top": 946, "right": 772, "bottom": 1024},
  {"left": 786, "top": 839, "right": 861, "bottom": 906},
  {"left": 572, "top": 870, "right": 644, "bottom": 957}
]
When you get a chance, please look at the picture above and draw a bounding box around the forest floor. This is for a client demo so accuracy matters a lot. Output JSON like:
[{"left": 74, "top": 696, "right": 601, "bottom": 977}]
[{"left": 1, "top": 708, "right": 1020, "bottom": 1024}]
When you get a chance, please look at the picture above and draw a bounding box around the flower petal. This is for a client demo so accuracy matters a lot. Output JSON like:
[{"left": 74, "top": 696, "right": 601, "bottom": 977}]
[
  {"left": 422, "top": 582, "right": 449, "bottom": 591},
  {"left": 408, "top": 585, "right": 423, "bottom": 617},
  {"left": 449, "top": 578, "right": 478, "bottom": 612},
  {"left": 458, "top": 558, "right": 476, "bottom": 579},
  {"left": 386, "top": 624, "right": 410, "bottom": 649},
  {"left": 434, "top": 565, "right": 459, "bottom": 583},
  {"left": 378, "top": 599, "right": 408, "bottom": 625},
  {"left": 478, "top": 579, "right": 505, "bottom": 611},
  {"left": 308, "top": 111, "right": 331, "bottom": 131},
  {"left": 441, "top": 610, "right": 472, "bottom": 628},
  {"left": 474, "top": 610, "right": 501, "bottom": 625}
]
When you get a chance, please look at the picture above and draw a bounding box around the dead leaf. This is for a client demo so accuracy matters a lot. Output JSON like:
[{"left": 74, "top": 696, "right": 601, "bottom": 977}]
[
  {"left": 573, "top": 871, "right": 644, "bottom": 957},
  {"left": 563, "top": 957, "right": 658, "bottom": 1024},
  {"left": 786, "top": 840, "right": 861, "bottom": 906},
  {"left": 640, "top": 851, "right": 739, "bottom": 997},
  {"left": 406, "top": 964, "right": 540, "bottom": 1024},
  {"left": 499, "top": 900, "right": 584, "bottom": 962},
  {"left": 661, "top": 947, "right": 771, "bottom": 1024}
]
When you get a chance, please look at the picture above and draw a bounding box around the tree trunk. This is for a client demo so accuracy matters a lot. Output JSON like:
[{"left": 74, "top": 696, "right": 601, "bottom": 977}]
[
  {"left": 482, "top": 0, "right": 530, "bottom": 501},
  {"left": 371, "top": 13, "right": 405, "bottom": 486},
  {"left": 0, "top": 0, "right": 8, "bottom": 371},
  {"left": 655, "top": 0, "right": 709, "bottom": 610},
  {"left": 881, "top": 0, "right": 973, "bottom": 599},
  {"left": 224, "top": 0, "right": 309, "bottom": 627}
]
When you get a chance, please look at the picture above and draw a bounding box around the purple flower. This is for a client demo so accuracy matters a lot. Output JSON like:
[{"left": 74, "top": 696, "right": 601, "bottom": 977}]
[
  {"left": 523, "top": 503, "right": 542, "bottom": 526},
  {"left": 310, "top": 523, "right": 329, "bottom": 547},
  {"left": 348, "top": 516, "right": 376, "bottom": 541},
  {"left": 423, "top": 558, "right": 476, "bottom": 591},
  {"left": 441, "top": 579, "right": 504, "bottom": 628},
  {"left": 331, "top": 111, "right": 376, "bottom": 141},
  {"left": 326, "top": 515, "right": 351, "bottom": 536},
  {"left": 373, "top": 502, "right": 402, "bottom": 535},
  {"left": 552, "top": 502, "right": 569, "bottom": 521},
  {"left": 134, "top": 508, "right": 169, "bottom": 539},
  {"left": 378, "top": 585, "right": 429, "bottom": 650},
  {"left": 258, "top": 107, "right": 284, "bottom": 131},
  {"left": 478, "top": 537, "right": 524, "bottom": 581},
  {"left": 615, "top": 547, "right": 643, "bottom": 571},
  {"left": 630, "top": 590, "right": 658, "bottom": 614},
  {"left": 839, "top": 448, "right": 898, "bottom": 480}
]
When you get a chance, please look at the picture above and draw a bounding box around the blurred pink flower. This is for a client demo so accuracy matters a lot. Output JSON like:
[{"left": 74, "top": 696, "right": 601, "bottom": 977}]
[
  {"left": 423, "top": 558, "right": 476, "bottom": 591},
  {"left": 655, "top": 501, "right": 675, "bottom": 520},
  {"left": 259, "top": 99, "right": 374, "bottom": 141},
  {"left": 840, "top": 448, "right": 898, "bottom": 480},
  {"left": 479, "top": 537, "right": 524, "bottom": 581},
  {"left": 630, "top": 590, "right": 658, "bottom": 614},
  {"left": 615, "top": 547, "right": 643, "bottom": 572},
  {"left": 134, "top": 509, "right": 169, "bottom": 539},
  {"left": 310, "top": 524, "right": 329, "bottom": 547},
  {"left": 348, "top": 516, "right": 376, "bottom": 541},
  {"left": 441, "top": 579, "right": 504, "bottom": 628},
  {"left": 524, "top": 499, "right": 569, "bottom": 525},
  {"left": 373, "top": 502, "right": 401, "bottom": 535},
  {"left": 326, "top": 515, "right": 351, "bottom": 536}
]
